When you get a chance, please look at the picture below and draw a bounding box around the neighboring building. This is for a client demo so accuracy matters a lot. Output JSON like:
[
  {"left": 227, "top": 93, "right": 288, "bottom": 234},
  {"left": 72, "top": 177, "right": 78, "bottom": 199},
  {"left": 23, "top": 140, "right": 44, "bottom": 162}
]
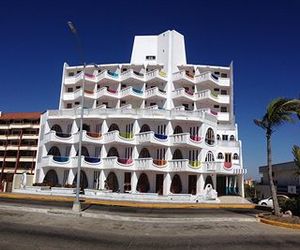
[
  {"left": 256, "top": 161, "right": 300, "bottom": 199},
  {"left": 244, "top": 178, "right": 255, "bottom": 187},
  {"left": 34, "top": 30, "right": 246, "bottom": 199},
  {"left": 0, "top": 112, "right": 41, "bottom": 192}
]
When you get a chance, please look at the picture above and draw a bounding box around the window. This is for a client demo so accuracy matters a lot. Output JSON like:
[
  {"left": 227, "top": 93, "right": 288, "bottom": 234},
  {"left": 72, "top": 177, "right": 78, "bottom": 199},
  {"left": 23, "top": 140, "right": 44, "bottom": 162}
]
[
  {"left": 75, "top": 102, "right": 80, "bottom": 105},
  {"left": 146, "top": 55, "right": 156, "bottom": 60},
  {"left": 233, "top": 153, "right": 239, "bottom": 160},
  {"left": 225, "top": 153, "right": 232, "bottom": 163},
  {"left": 230, "top": 135, "right": 235, "bottom": 141},
  {"left": 67, "top": 88, "right": 73, "bottom": 93},
  {"left": 214, "top": 88, "right": 220, "bottom": 92},
  {"left": 66, "top": 103, "right": 72, "bottom": 109},
  {"left": 220, "top": 90, "right": 227, "bottom": 95},
  {"left": 221, "top": 107, "right": 227, "bottom": 112},
  {"left": 214, "top": 71, "right": 220, "bottom": 75},
  {"left": 121, "top": 101, "right": 126, "bottom": 105},
  {"left": 77, "top": 71, "right": 81, "bottom": 74},
  {"left": 217, "top": 152, "right": 224, "bottom": 159},
  {"left": 182, "top": 103, "right": 189, "bottom": 110},
  {"left": 222, "top": 135, "right": 228, "bottom": 141},
  {"left": 205, "top": 151, "right": 214, "bottom": 162},
  {"left": 221, "top": 73, "right": 227, "bottom": 78},
  {"left": 205, "top": 128, "right": 215, "bottom": 145},
  {"left": 217, "top": 134, "right": 221, "bottom": 140},
  {"left": 214, "top": 105, "right": 220, "bottom": 109},
  {"left": 76, "top": 86, "right": 80, "bottom": 89},
  {"left": 68, "top": 72, "right": 74, "bottom": 77}
]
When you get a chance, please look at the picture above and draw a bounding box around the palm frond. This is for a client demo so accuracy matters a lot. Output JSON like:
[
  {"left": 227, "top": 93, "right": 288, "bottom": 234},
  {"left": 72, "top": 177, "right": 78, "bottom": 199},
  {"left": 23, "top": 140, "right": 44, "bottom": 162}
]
[{"left": 292, "top": 145, "right": 300, "bottom": 171}]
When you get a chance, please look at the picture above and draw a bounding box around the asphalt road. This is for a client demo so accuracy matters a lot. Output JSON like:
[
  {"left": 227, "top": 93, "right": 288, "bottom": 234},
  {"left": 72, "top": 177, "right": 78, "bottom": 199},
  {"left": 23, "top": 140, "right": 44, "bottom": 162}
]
[{"left": 0, "top": 199, "right": 300, "bottom": 249}]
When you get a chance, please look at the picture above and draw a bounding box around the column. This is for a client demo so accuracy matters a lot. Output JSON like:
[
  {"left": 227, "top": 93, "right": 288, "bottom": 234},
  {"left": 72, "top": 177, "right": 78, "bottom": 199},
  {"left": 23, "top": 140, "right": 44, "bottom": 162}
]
[
  {"left": 196, "top": 174, "right": 204, "bottom": 195},
  {"left": 163, "top": 173, "right": 171, "bottom": 195},
  {"left": 226, "top": 176, "right": 228, "bottom": 195},
  {"left": 131, "top": 171, "right": 138, "bottom": 193}
]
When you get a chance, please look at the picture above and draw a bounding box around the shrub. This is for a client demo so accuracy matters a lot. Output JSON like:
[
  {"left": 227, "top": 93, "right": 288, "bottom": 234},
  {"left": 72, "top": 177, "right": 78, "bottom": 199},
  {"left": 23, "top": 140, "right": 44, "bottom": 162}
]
[{"left": 281, "top": 198, "right": 300, "bottom": 216}]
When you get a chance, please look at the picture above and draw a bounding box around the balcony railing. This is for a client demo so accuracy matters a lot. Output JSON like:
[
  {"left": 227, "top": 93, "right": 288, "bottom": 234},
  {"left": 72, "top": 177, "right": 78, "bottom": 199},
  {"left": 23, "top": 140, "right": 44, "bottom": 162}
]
[{"left": 52, "top": 156, "right": 69, "bottom": 163}]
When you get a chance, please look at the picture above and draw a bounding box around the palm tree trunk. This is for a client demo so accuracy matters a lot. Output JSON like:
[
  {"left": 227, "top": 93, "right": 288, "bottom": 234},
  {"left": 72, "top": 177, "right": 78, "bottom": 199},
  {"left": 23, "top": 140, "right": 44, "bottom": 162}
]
[{"left": 267, "top": 132, "right": 280, "bottom": 216}]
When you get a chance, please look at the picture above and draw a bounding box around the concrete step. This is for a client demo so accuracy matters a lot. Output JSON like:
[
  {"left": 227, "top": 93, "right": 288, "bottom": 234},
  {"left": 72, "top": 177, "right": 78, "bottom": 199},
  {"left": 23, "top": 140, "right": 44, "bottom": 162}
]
[{"left": 218, "top": 196, "right": 252, "bottom": 204}]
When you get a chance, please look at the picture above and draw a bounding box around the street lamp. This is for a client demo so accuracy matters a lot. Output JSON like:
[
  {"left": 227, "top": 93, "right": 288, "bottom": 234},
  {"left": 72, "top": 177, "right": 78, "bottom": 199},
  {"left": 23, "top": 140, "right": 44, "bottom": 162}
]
[{"left": 67, "top": 21, "right": 99, "bottom": 213}]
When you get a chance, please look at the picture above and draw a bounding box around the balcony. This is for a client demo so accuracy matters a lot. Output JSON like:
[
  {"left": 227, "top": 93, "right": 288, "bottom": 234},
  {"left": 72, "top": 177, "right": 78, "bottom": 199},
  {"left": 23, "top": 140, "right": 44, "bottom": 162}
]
[
  {"left": 63, "top": 88, "right": 95, "bottom": 101},
  {"left": 96, "top": 87, "right": 119, "bottom": 99},
  {"left": 135, "top": 158, "right": 153, "bottom": 170},
  {"left": 82, "top": 156, "right": 102, "bottom": 169},
  {"left": 145, "top": 87, "right": 166, "bottom": 99},
  {"left": 44, "top": 131, "right": 73, "bottom": 144},
  {"left": 120, "top": 69, "right": 144, "bottom": 84},
  {"left": 169, "top": 159, "right": 189, "bottom": 172},
  {"left": 104, "top": 130, "right": 136, "bottom": 145},
  {"left": 40, "top": 155, "right": 72, "bottom": 168},
  {"left": 96, "top": 70, "right": 119, "bottom": 84},
  {"left": 117, "top": 158, "right": 134, "bottom": 167},
  {"left": 64, "top": 72, "right": 98, "bottom": 85},
  {"left": 170, "top": 133, "right": 202, "bottom": 147},
  {"left": 172, "top": 88, "right": 194, "bottom": 101},
  {"left": 145, "top": 69, "right": 167, "bottom": 84},
  {"left": 194, "top": 72, "right": 230, "bottom": 87},
  {"left": 82, "top": 131, "right": 103, "bottom": 144},
  {"left": 136, "top": 131, "right": 168, "bottom": 146},
  {"left": 102, "top": 156, "right": 118, "bottom": 168},
  {"left": 194, "top": 90, "right": 230, "bottom": 104},
  {"left": 120, "top": 86, "right": 144, "bottom": 99},
  {"left": 152, "top": 159, "right": 168, "bottom": 168},
  {"left": 173, "top": 70, "right": 194, "bottom": 85}
]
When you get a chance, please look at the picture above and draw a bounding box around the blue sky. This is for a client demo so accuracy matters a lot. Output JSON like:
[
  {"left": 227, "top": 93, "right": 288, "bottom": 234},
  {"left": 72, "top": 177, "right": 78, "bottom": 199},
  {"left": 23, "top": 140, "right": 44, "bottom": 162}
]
[{"left": 0, "top": 0, "right": 299, "bottom": 179}]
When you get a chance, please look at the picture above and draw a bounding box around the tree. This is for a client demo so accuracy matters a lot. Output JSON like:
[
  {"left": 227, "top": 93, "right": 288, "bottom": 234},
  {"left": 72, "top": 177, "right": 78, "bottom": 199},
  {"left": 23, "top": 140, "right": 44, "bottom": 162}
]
[
  {"left": 254, "top": 98, "right": 300, "bottom": 216},
  {"left": 292, "top": 145, "right": 300, "bottom": 175}
]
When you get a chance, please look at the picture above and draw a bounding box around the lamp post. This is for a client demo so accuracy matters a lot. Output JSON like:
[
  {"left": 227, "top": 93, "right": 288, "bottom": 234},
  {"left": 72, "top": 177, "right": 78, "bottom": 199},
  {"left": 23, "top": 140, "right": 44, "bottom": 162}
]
[{"left": 68, "top": 21, "right": 99, "bottom": 212}]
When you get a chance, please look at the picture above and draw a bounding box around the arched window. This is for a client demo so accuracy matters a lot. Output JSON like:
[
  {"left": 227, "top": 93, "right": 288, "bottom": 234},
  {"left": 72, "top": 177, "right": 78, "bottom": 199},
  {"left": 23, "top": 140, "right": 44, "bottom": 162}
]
[
  {"left": 205, "top": 151, "right": 214, "bottom": 162},
  {"left": 105, "top": 172, "right": 119, "bottom": 192},
  {"left": 217, "top": 134, "right": 221, "bottom": 140},
  {"left": 140, "top": 124, "right": 150, "bottom": 133},
  {"left": 139, "top": 148, "right": 150, "bottom": 158},
  {"left": 217, "top": 152, "right": 224, "bottom": 159},
  {"left": 108, "top": 123, "right": 119, "bottom": 132},
  {"left": 230, "top": 135, "right": 235, "bottom": 141},
  {"left": 173, "top": 149, "right": 183, "bottom": 159},
  {"left": 107, "top": 147, "right": 119, "bottom": 157},
  {"left": 43, "top": 169, "right": 58, "bottom": 187},
  {"left": 76, "top": 146, "right": 89, "bottom": 157},
  {"left": 170, "top": 174, "right": 182, "bottom": 193},
  {"left": 51, "top": 124, "right": 62, "bottom": 133},
  {"left": 137, "top": 173, "right": 150, "bottom": 193},
  {"left": 204, "top": 175, "right": 214, "bottom": 189},
  {"left": 48, "top": 146, "right": 61, "bottom": 156},
  {"left": 82, "top": 124, "right": 90, "bottom": 132},
  {"left": 205, "top": 128, "right": 215, "bottom": 145},
  {"left": 173, "top": 126, "right": 183, "bottom": 134},
  {"left": 73, "top": 170, "right": 89, "bottom": 190},
  {"left": 233, "top": 153, "right": 239, "bottom": 160}
]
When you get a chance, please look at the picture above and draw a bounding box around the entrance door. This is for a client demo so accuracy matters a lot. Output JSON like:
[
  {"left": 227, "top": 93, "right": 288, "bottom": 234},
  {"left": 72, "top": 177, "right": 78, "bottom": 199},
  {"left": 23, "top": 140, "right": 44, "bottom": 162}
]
[
  {"left": 188, "top": 175, "right": 197, "bottom": 195},
  {"left": 156, "top": 174, "right": 164, "bottom": 195},
  {"left": 217, "top": 175, "right": 226, "bottom": 196}
]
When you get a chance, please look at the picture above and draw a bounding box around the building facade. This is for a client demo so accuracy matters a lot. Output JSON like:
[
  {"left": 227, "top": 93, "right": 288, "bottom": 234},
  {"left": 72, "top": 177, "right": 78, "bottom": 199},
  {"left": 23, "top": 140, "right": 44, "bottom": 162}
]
[
  {"left": 35, "top": 30, "right": 246, "bottom": 199},
  {"left": 256, "top": 161, "right": 300, "bottom": 199},
  {"left": 0, "top": 112, "right": 40, "bottom": 192}
]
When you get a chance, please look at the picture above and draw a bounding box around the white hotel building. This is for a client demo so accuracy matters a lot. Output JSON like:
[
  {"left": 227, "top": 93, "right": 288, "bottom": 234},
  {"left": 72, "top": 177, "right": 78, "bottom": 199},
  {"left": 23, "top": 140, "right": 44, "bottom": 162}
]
[{"left": 35, "top": 30, "right": 246, "bottom": 201}]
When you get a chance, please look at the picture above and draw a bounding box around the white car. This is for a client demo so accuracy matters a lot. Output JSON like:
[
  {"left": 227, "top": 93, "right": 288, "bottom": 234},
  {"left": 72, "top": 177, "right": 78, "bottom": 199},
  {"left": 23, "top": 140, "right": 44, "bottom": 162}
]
[{"left": 258, "top": 195, "right": 289, "bottom": 207}]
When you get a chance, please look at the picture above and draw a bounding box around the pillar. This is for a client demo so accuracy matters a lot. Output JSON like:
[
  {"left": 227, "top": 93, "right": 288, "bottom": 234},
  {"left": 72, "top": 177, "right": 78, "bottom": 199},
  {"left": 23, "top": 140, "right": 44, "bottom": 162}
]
[
  {"left": 196, "top": 174, "right": 204, "bottom": 195},
  {"left": 131, "top": 171, "right": 138, "bottom": 193},
  {"left": 163, "top": 173, "right": 171, "bottom": 195}
]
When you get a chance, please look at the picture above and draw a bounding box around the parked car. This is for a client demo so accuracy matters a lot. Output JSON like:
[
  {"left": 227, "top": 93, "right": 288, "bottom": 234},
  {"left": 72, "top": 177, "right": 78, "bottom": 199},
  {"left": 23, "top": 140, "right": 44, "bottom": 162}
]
[{"left": 258, "top": 195, "right": 290, "bottom": 207}]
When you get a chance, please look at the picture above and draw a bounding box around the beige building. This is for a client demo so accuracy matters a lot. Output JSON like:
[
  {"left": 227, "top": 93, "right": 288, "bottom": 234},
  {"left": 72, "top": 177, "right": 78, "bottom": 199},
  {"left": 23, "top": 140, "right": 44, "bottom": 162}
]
[{"left": 0, "top": 112, "right": 40, "bottom": 192}]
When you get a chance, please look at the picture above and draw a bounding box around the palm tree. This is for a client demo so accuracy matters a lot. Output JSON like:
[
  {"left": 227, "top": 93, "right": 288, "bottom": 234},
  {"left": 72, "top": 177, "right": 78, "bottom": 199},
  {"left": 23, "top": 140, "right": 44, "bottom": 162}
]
[
  {"left": 254, "top": 98, "right": 300, "bottom": 216},
  {"left": 292, "top": 145, "right": 300, "bottom": 175}
]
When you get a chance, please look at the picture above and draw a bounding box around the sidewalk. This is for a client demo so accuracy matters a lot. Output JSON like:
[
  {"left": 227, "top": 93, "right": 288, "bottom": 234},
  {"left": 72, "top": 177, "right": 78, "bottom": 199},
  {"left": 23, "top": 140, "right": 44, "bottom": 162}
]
[{"left": 0, "top": 192, "right": 256, "bottom": 209}]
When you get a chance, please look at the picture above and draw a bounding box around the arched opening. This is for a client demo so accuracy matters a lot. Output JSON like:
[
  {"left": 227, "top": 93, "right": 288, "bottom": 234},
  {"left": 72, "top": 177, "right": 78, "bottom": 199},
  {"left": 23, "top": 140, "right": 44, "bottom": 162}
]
[
  {"left": 233, "top": 153, "right": 239, "bottom": 160},
  {"left": 140, "top": 124, "right": 150, "bottom": 133},
  {"left": 48, "top": 146, "right": 61, "bottom": 156},
  {"left": 137, "top": 173, "right": 150, "bottom": 193},
  {"left": 204, "top": 175, "right": 214, "bottom": 189},
  {"left": 139, "top": 148, "right": 150, "bottom": 158},
  {"left": 51, "top": 124, "right": 62, "bottom": 133},
  {"left": 205, "top": 151, "right": 214, "bottom": 162},
  {"left": 217, "top": 152, "right": 224, "bottom": 159},
  {"left": 82, "top": 123, "right": 90, "bottom": 132},
  {"left": 173, "top": 125, "right": 183, "bottom": 134},
  {"left": 172, "top": 149, "right": 183, "bottom": 159},
  {"left": 107, "top": 147, "right": 119, "bottom": 157},
  {"left": 105, "top": 172, "right": 119, "bottom": 192},
  {"left": 76, "top": 146, "right": 89, "bottom": 157},
  {"left": 217, "top": 134, "right": 221, "bottom": 140},
  {"left": 73, "top": 170, "right": 89, "bottom": 190},
  {"left": 108, "top": 123, "right": 120, "bottom": 132},
  {"left": 43, "top": 169, "right": 58, "bottom": 187},
  {"left": 170, "top": 174, "right": 182, "bottom": 193},
  {"left": 205, "top": 128, "right": 215, "bottom": 145},
  {"left": 230, "top": 135, "right": 235, "bottom": 141}
]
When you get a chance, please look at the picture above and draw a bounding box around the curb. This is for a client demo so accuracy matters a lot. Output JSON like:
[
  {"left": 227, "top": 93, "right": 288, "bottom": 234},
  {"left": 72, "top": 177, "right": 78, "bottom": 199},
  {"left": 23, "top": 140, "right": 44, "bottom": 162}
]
[
  {"left": 257, "top": 214, "right": 300, "bottom": 230},
  {"left": 0, "top": 193, "right": 255, "bottom": 209}
]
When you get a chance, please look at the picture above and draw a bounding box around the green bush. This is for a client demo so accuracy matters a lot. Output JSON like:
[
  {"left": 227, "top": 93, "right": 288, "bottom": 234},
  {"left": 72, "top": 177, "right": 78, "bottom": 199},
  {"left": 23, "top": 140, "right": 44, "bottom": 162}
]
[{"left": 281, "top": 198, "right": 300, "bottom": 216}]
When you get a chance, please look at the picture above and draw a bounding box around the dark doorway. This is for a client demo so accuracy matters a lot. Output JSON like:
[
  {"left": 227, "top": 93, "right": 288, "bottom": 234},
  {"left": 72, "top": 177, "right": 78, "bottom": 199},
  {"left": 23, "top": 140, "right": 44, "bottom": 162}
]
[
  {"left": 73, "top": 170, "right": 89, "bottom": 190},
  {"left": 217, "top": 175, "right": 226, "bottom": 196},
  {"left": 137, "top": 173, "right": 150, "bottom": 193},
  {"left": 156, "top": 174, "right": 164, "bottom": 195},
  {"left": 106, "top": 172, "right": 119, "bottom": 192},
  {"left": 170, "top": 174, "right": 182, "bottom": 193},
  {"left": 188, "top": 175, "right": 197, "bottom": 195},
  {"left": 44, "top": 169, "right": 59, "bottom": 187}
]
